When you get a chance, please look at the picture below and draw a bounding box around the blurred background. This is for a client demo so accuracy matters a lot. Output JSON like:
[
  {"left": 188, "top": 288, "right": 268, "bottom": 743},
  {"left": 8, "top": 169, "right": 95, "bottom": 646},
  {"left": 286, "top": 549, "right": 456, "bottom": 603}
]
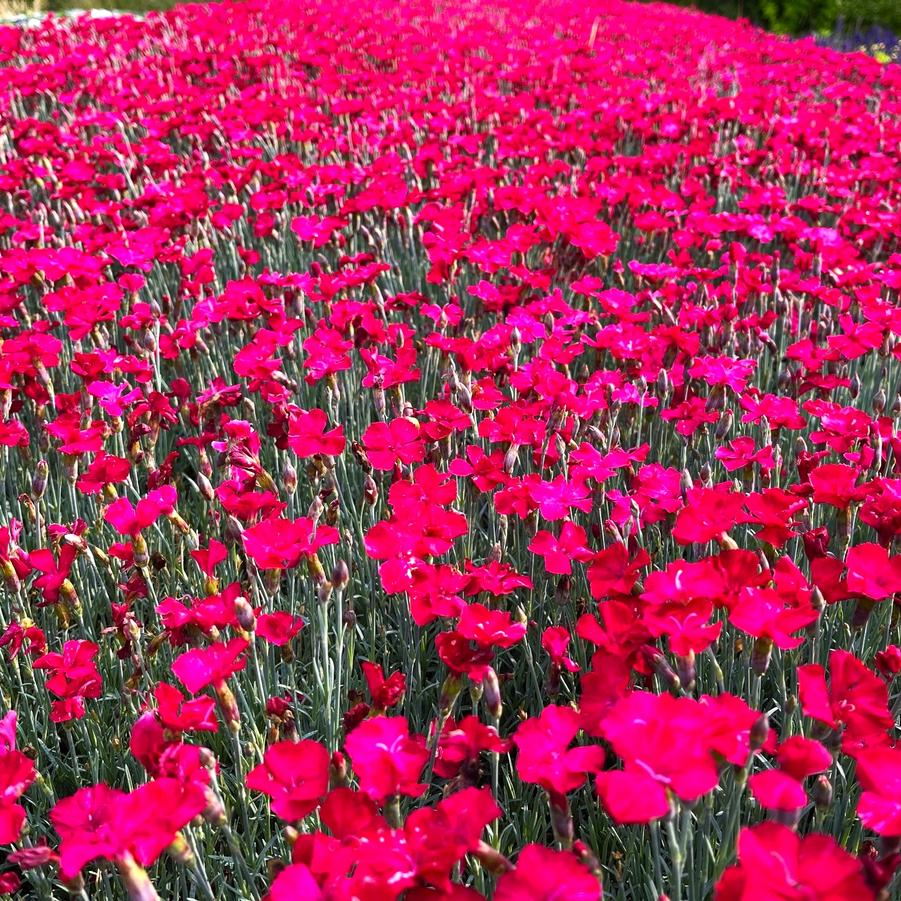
[{"left": 667, "top": 0, "right": 901, "bottom": 62}]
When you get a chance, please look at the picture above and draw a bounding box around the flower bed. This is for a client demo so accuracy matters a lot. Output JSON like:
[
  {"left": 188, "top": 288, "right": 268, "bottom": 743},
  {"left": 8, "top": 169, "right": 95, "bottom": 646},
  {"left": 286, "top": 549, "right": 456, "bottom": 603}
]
[{"left": 0, "top": 1, "right": 898, "bottom": 898}]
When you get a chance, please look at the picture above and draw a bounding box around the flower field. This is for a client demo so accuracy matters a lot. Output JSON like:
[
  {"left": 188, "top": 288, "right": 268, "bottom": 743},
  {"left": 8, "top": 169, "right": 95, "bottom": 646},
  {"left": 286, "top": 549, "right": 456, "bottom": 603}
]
[{"left": 0, "top": 0, "right": 898, "bottom": 897}]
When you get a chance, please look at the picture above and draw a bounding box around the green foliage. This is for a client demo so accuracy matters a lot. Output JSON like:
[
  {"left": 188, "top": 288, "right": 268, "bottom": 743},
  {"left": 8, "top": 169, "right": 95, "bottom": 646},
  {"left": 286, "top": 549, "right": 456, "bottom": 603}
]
[
  {"left": 758, "top": 0, "right": 837, "bottom": 34},
  {"left": 663, "top": 0, "right": 900, "bottom": 36},
  {"left": 834, "top": 0, "right": 901, "bottom": 33}
]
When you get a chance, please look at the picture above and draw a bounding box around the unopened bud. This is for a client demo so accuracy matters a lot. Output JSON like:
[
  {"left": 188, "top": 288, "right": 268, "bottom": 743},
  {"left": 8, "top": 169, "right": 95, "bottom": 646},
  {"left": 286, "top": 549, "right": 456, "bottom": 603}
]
[
  {"left": 813, "top": 775, "right": 832, "bottom": 809},
  {"left": 116, "top": 853, "right": 161, "bottom": 901},
  {"left": 482, "top": 668, "right": 502, "bottom": 719},
  {"left": 750, "top": 713, "right": 769, "bottom": 752},
  {"left": 31, "top": 460, "right": 48, "bottom": 499},
  {"left": 317, "top": 580, "right": 333, "bottom": 606},
  {"left": 197, "top": 473, "right": 215, "bottom": 502},
  {"left": 282, "top": 460, "right": 297, "bottom": 495},
  {"left": 215, "top": 682, "right": 241, "bottom": 734},
  {"left": 676, "top": 651, "right": 696, "bottom": 692},
  {"left": 132, "top": 534, "right": 149, "bottom": 569},
  {"left": 234, "top": 597, "right": 256, "bottom": 631},
  {"left": 751, "top": 637, "right": 773, "bottom": 677},
  {"left": 329, "top": 751, "right": 348, "bottom": 788},
  {"left": 332, "top": 560, "right": 350, "bottom": 591},
  {"left": 363, "top": 474, "right": 378, "bottom": 506}
]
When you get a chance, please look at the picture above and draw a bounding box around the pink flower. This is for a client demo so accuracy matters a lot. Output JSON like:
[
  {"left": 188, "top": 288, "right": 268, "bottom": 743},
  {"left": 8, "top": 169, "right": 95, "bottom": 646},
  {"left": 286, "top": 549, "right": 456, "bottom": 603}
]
[
  {"left": 256, "top": 612, "right": 305, "bottom": 646},
  {"left": 362, "top": 417, "right": 425, "bottom": 471},
  {"left": 242, "top": 516, "right": 339, "bottom": 570},
  {"left": 344, "top": 716, "right": 429, "bottom": 802},
  {"left": 528, "top": 521, "right": 593, "bottom": 575},
  {"left": 496, "top": 845, "right": 601, "bottom": 900},
  {"left": 104, "top": 486, "right": 177, "bottom": 537},
  {"left": 171, "top": 638, "right": 249, "bottom": 694},
  {"left": 288, "top": 408, "right": 345, "bottom": 458},
  {"left": 514, "top": 706, "right": 604, "bottom": 802},
  {"left": 715, "top": 823, "right": 873, "bottom": 900},
  {"left": 246, "top": 740, "right": 330, "bottom": 821}
]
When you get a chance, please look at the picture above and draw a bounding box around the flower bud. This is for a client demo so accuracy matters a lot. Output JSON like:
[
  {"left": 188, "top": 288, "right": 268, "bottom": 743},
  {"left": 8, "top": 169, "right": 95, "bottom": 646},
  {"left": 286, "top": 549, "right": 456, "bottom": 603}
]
[
  {"left": 751, "top": 637, "right": 773, "bottom": 676},
  {"left": 676, "top": 651, "right": 696, "bottom": 692},
  {"left": 329, "top": 751, "right": 348, "bottom": 788},
  {"left": 132, "top": 534, "right": 149, "bottom": 569},
  {"left": 482, "top": 668, "right": 502, "bottom": 719},
  {"left": 813, "top": 775, "right": 833, "bottom": 809},
  {"left": 281, "top": 460, "right": 297, "bottom": 495},
  {"left": 234, "top": 596, "right": 256, "bottom": 631},
  {"left": 473, "top": 840, "right": 513, "bottom": 874},
  {"left": 332, "top": 560, "right": 350, "bottom": 591},
  {"left": 317, "top": 579, "right": 333, "bottom": 605},
  {"left": 215, "top": 681, "right": 241, "bottom": 734},
  {"left": 750, "top": 712, "right": 769, "bottom": 752},
  {"left": 363, "top": 474, "right": 378, "bottom": 506},
  {"left": 31, "top": 460, "right": 48, "bottom": 500}
]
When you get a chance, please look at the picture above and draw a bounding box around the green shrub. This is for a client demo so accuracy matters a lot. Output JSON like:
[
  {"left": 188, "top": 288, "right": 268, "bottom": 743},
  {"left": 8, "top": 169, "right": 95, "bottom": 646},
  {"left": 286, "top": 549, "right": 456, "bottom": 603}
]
[{"left": 664, "top": 0, "right": 900, "bottom": 35}]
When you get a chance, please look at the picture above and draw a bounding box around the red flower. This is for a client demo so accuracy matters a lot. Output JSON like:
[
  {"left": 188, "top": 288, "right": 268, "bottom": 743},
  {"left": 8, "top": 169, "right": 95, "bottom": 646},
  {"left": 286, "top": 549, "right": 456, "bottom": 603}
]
[
  {"left": 288, "top": 408, "right": 345, "bottom": 458},
  {"left": 748, "top": 770, "right": 806, "bottom": 812},
  {"left": 28, "top": 543, "right": 78, "bottom": 606},
  {"left": 599, "top": 692, "right": 724, "bottom": 807},
  {"left": 256, "top": 612, "right": 305, "bottom": 647},
  {"left": 361, "top": 661, "right": 406, "bottom": 712},
  {"left": 362, "top": 417, "right": 425, "bottom": 471},
  {"left": 715, "top": 823, "right": 873, "bottom": 900},
  {"left": 807, "top": 463, "right": 867, "bottom": 510},
  {"left": 154, "top": 683, "right": 218, "bottom": 733},
  {"left": 0, "top": 712, "right": 34, "bottom": 844},
  {"left": 728, "top": 586, "right": 818, "bottom": 651},
  {"left": 104, "top": 485, "right": 177, "bottom": 537},
  {"left": 672, "top": 486, "right": 746, "bottom": 545},
  {"left": 495, "top": 845, "right": 601, "bottom": 901},
  {"left": 171, "top": 638, "right": 249, "bottom": 694},
  {"left": 246, "top": 740, "right": 330, "bottom": 821},
  {"left": 242, "top": 516, "right": 339, "bottom": 570},
  {"left": 715, "top": 436, "right": 775, "bottom": 473},
  {"left": 845, "top": 543, "right": 901, "bottom": 600},
  {"left": 190, "top": 540, "right": 227, "bottom": 580},
  {"left": 797, "top": 651, "right": 893, "bottom": 754},
  {"left": 456, "top": 603, "right": 526, "bottom": 649},
  {"left": 541, "top": 626, "right": 579, "bottom": 673},
  {"left": 528, "top": 521, "right": 592, "bottom": 575},
  {"left": 856, "top": 746, "right": 901, "bottom": 837},
  {"left": 434, "top": 716, "right": 511, "bottom": 780},
  {"left": 265, "top": 864, "right": 324, "bottom": 901},
  {"left": 76, "top": 452, "right": 131, "bottom": 495},
  {"left": 51, "top": 779, "right": 205, "bottom": 880},
  {"left": 514, "top": 706, "right": 604, "bottom": 802},
  {"left": 775, "top": 736, "right": 832, "bottom": 780},
  {"left": 595, "top": 768, "right": 671, "bottom": 824},
  {"left": 586, "top": 543, "right": 649, "bottom": 600},
  {"left": 344, "top": 716, "right": 429, "bottom": 802},
  {"left": 33, "top": 640, "right": 102, "bottom": 723}
]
